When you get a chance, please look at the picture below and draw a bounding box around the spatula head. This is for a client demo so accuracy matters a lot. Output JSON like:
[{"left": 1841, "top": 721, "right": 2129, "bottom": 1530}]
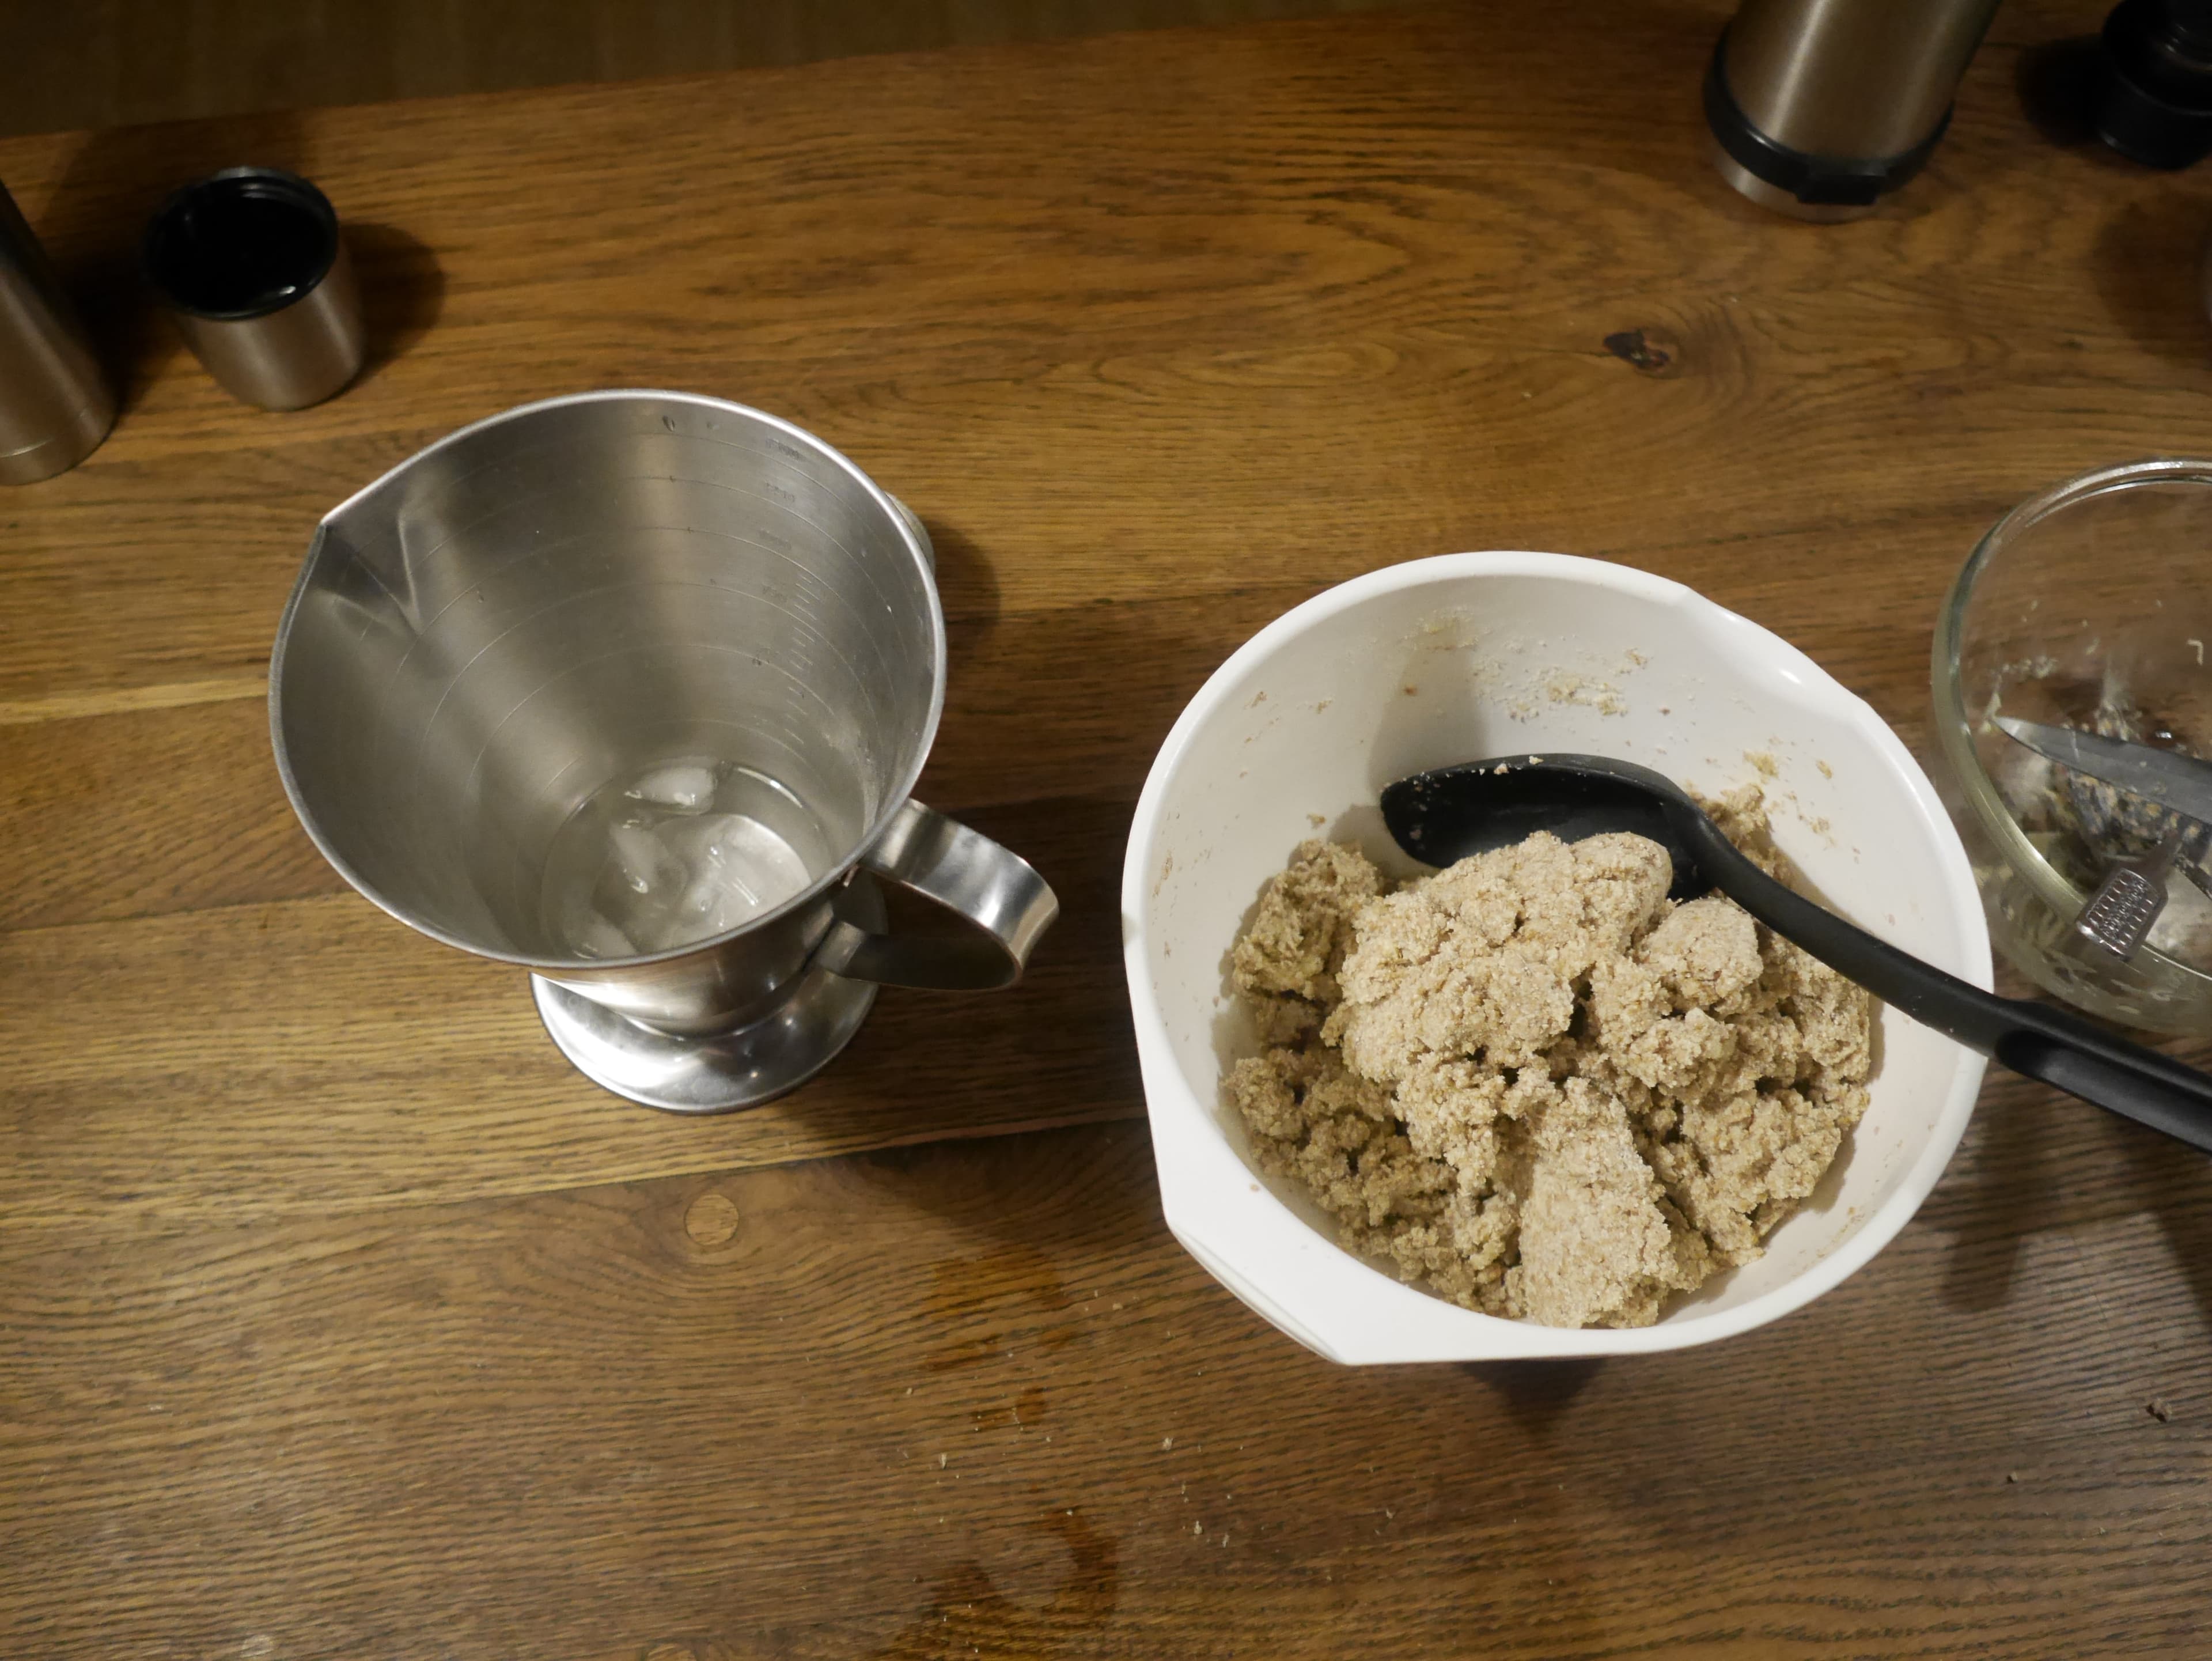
[{"left": 1378, "top": 755, "right": 1711, "bottom": 901}]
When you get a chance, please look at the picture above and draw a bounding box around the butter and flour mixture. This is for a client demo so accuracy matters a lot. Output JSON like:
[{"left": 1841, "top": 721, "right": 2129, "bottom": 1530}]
[{"left": 1225, "top": 790, "right": 1874, "bottom": 1329}]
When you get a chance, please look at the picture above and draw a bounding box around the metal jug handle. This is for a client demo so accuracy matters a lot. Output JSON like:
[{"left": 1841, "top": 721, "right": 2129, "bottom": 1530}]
[{"left": 813, "top": 799, "right": 1058, "bottom": 990}]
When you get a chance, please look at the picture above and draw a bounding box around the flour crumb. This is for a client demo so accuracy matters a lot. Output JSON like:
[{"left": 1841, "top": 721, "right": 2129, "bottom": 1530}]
[
  {"left": 1545, "top": 672, "right": 1628, "bottom": 717},
  {"left": 1225, "top": 789, "right": 1873, "bottom": 1329},
  {"left": 1816, "top": 759, "right": 1834, "bottom": 779},
  {"left": 1745, "top": 750, "right": 1779, "bottom": 778},
  {"left": 2148, "top": 1399, "right": 2173, "bottom": 1422}
]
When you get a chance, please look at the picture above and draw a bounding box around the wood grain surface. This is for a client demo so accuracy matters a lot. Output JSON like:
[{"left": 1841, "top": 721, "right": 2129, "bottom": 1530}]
[
  {"left": 3, "top": 3, "right": 2210, "bottom": 1655},
  {"left": 0, "top": 0, "right": 1411, "bottom": 139}
]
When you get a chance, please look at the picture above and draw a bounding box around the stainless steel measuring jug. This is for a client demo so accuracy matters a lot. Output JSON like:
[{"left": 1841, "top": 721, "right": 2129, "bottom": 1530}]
[{"left": 270, "top": 390, "right": 1057, "bottom": 1111}]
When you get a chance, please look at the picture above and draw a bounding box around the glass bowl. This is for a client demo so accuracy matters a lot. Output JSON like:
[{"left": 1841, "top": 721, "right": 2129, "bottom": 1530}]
[{"left": 1934, "top": 459, "right": 2212, "bottom": 1034}]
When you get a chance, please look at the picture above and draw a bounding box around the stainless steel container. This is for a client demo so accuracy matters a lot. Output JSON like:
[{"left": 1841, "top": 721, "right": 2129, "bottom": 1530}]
[
  {"left": 270, "top": 391, "right": 1058, "bottom": 1111},
  {"left": 0, "top": 180, "right": 114, "bottom": 485},
  {"left": 145, "top": 168, "right": 363, "bottom": 411},
  {"left": 1706, "top": 0, "right": 2005, "bottom": 220}
]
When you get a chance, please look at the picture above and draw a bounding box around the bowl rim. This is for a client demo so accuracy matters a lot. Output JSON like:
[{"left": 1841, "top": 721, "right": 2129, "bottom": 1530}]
[
  {"left": 1122, "top": 550, "right": 1992, "bottom": 1361},
  {"left": 1931, "top": 456, "right": 2212, "bottom": 990}
]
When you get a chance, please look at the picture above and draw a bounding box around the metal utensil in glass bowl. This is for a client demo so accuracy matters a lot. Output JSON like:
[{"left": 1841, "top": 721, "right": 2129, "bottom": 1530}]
[{"left": 1994, "top": 714, "right": 2212, "bottom": 959}]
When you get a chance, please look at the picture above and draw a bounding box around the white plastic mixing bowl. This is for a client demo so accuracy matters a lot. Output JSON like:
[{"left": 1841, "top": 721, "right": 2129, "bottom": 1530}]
[{"left": 1122, "top": 553, "right": 1990, "bottom": 1361}]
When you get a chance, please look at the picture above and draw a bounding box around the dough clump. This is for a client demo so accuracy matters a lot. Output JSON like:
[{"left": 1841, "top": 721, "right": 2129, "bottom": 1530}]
[{"left": 1225, "top": 790, "right": 1873, "bottom": 1329}]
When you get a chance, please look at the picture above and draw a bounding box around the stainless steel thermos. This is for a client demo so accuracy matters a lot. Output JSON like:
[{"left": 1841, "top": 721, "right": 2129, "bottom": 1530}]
[
  {"left": 0, "top": 180, "right": 113, "bottom": 485},
  {"left": 1706, "top": 0, "right": 2006, "bottom": 220}
]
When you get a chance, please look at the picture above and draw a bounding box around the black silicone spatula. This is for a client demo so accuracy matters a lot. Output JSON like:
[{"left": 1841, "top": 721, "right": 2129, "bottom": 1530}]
[{"left": 1380, "top": 754, "right": 2212, "bottom": 1155}]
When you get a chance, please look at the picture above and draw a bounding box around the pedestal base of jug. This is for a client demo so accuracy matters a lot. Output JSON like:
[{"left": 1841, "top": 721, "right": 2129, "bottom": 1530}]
[
  {"left": 534, "top": 966, "right": 879, "bottom": 1112},
  {"left": 531, "top": 877, "right": 887, "bottom": 1113}
]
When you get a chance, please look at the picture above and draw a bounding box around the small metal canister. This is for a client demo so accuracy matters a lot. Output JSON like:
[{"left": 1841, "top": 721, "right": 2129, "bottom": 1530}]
[{"left": 143, "top": 167, "right": 363, "bottom": 412}]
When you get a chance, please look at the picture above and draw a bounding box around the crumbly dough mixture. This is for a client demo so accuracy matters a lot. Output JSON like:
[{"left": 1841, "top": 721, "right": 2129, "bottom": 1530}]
[{"left": 1225, "top": 790, "right": 1873, "bottom": 1329}]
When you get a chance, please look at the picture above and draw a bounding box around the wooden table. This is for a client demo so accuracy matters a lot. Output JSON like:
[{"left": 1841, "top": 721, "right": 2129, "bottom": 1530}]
[{"left": 4, "top": 4, "right": 2208, "bottom": 1654}]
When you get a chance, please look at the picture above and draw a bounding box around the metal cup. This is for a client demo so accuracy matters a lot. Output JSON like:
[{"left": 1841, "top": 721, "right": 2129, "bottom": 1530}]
[
  {"left": 268, "top": 391, "right": 1058, "bottom": 1111},
  {"left": 144, "top": 167, "right": 364, "bottom": 410}
]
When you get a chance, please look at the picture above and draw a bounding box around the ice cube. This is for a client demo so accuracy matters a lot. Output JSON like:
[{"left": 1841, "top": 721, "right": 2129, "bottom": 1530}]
[
  {"left": 676, "top": 856, "right": 761, "bottom": 928},
  {"left": 626, "top": 763, "right": 717, "bottom": 812},
  {"left": 687, "top": 814, "right": 744, "bottom": 864},
  {"left": 675, "top": 875, "right": 732, "bottom": 934},
  {"left": 573, "top": 911, "right": 637, "bottom": 960},
  {"left": 608, "top": 819, "right": 685, "bottom": 896},
  {"left": 702, "top": 814, "right": 813, "bottom": 911}
]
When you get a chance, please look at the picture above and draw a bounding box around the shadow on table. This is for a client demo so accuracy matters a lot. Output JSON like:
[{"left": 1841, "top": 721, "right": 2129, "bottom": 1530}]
[
  {"left": 917, "top": 515, "right": 1001, "bottom": 631},
  {"left": 2016, "top": 35, "right": 2105, "bottom": 150},
  {"left": 2012, "top": 35, "right": 2212, "bottom": 367},
  {"left": 781, "top": 514, "right": 1135, "bottom": 1262},
  {"left": 2092, "top": 198, "right": 2212, "bottom": 370},
  {"left": 764, "top": 520, "right": 1248, "bottom": 1245},
  {"left": 1936, "top": 1060, "right": 2212, "bottom": 1337},
  {"left": 347, "top": 221, "right": 445, "bottom": 384},
  {"left": 1459, "top": 1357, "right": 1607, "bottom": 1432},
  {"left": 2121, "top": 1123, "right": 2212, "bottom": 1333}
]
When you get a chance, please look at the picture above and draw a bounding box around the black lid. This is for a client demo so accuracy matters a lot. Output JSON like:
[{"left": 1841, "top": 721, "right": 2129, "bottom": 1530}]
[
  {"left": 2091, "top": 0, "right": 2212, "bottom": 168},
  {"left": 142, "top": 167, "right": 339, "bottom": 320}
]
